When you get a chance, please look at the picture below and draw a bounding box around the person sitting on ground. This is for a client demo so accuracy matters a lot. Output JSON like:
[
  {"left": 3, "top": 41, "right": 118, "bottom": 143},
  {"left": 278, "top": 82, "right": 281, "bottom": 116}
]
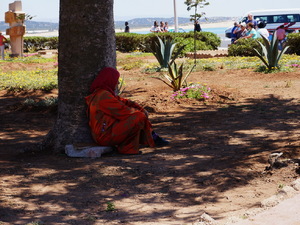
[
  {"left": 0, "top": 32, "right": 8, "bottom": 60},
  {"left": 241, "top": 22, "right": 258, "bottom": 39},
  {"left": 85, "top": 67, "right": 169, "bottom": 155},
  {"left": 124, "top": 21, "right": 130, "bottom": 33},
  {"left": 257, "top": 20, "right": 269, "bottom": 40},
  {"left": 150, "top": 21, "right": 161, "bottom": 33},
  {"left": 234, "top": 22, "right": 247, "bottom": 43}
]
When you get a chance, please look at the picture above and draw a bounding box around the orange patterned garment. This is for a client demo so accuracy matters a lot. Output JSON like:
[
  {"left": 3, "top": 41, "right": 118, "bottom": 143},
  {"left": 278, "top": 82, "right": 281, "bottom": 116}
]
[{"left": 85, "top": 68, "right": 155, "bottom": 154}]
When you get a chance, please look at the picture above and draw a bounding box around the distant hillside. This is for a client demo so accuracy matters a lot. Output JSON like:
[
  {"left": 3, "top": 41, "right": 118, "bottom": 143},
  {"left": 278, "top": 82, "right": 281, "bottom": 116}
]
[
  {"left": 0, "top": 21, "right": 58, "bottom": 32},
  {"left": 0, "top": 17, "right": 235, "bottom": 33}
]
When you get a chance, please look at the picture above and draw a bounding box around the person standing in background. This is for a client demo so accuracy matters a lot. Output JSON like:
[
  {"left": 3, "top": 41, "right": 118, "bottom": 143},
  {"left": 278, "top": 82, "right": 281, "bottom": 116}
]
[
  {"left": 0, "top": 32, "right": 8, "bottom": 60},
  {"left": 194, "top": 20, "right": 202, "bottom": 32},
  {"left": 276, "top": 25, "right": 286, "bottom": 50},
  {"left": 246, "top": 13, "right": 257, "bottom": 29},
  {"left": 124, "top": 21, "right": 130, "bottom": 33}
]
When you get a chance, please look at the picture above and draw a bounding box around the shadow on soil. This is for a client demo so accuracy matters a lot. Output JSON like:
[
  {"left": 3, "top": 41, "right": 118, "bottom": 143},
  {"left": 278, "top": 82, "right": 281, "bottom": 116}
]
[{"left": 0, "top": 94, "right": 299, "bottom": 224}]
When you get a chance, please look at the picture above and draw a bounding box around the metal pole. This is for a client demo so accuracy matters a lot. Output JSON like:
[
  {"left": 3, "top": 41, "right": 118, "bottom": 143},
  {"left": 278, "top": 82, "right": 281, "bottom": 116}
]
[{"left": 173, "top": 0, "right": 178, "bottom": 32}]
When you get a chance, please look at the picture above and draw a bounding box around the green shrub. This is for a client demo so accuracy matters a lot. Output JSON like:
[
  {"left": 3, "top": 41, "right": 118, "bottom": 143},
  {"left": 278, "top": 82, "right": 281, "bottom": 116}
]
[
  {"left": 174, "top": 37, "right": 209, "bottom": 57},
  {"left": 286, "top": 33, "right": 300, "bottom": 55},
  {"left": 157, "top": 61, "right": 195, "bottom": 91},
  {"left": 150, "top": 36, "right": 185, "bottom": 68},
  {"left": 24, "top": 97, "right": 58, "bottom": 108},
  {"left": 24, "top": 37, "right": 48, "bottom": 52},
  {"left": 44, "top": 37, "right": 59, "bottom": 49},
  {"left": 121, "top": 60, "right": 144, "bottom": 70},
  {"left": 190, "top": 31, "right": 221, "bottom": 50},
  {"left": 116, "top": 32, "right": 221, "bottom": 54},
  {"left": 23, "top": 37, "right": 58, "bottom": 52},
  {"left": 254, "top": 32, "right": 289, "bottom": 71},
  {"left": 115, "top": 33, "right": 145, "bottom": 52},
  {"left": 171, "top": 83, "right": 211, "bottom": 100},
  {"left": 21, "top": 32, "right": 221, "bottom": 55},
  {"left": 228, "top": 38, "right": 262, "bottom": 56}
]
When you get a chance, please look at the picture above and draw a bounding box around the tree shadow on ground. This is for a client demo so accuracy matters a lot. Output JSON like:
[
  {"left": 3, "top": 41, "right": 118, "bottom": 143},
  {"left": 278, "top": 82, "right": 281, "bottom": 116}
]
[{"left": 0, "top": 95, "right": 299, "bottom": 224}]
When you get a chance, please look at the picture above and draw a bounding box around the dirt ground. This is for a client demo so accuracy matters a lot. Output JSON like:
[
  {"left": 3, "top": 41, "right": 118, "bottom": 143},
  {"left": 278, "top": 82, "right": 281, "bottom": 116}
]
[{"left": 0, "top": 55, "right": 299, "bottom": 225}]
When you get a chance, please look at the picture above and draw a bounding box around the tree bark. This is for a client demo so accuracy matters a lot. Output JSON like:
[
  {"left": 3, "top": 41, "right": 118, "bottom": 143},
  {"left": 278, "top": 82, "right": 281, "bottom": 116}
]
[{"left": 44, "top": 0, "right": 116, "bottom": 152}]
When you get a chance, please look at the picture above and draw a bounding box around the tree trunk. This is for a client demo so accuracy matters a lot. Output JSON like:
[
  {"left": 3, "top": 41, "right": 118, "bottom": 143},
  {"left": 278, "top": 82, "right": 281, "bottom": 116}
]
[{"left": 44, "top": 0, "right": 116, "bottom": 152}]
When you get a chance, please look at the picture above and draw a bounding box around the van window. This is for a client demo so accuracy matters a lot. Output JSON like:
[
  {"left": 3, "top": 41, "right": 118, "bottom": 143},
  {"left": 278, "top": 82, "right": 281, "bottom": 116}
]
[{"left": 254, "top": 14, "right": 300, "bottom": 23}]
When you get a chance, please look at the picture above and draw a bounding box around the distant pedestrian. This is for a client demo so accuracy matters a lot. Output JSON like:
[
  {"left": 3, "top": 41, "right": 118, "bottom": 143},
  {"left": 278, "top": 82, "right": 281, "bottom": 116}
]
[
  {"left": 276, "top": 25, "right": 286, "bottom": 50},
  {"left": 257, "top": 21, "right": 269, "bottom": 40},
  {"left": 234, "top": 22, "right": 247, "bottom": 43},
  {"left": 124, "top": 21, "right": 130, "bottom": 33},
  {"left": 0, "top": 32, "right": 8, "bottom": 60},
  {"left": 246, "top": 13, "right": 257, "bottom": 29},
  {"left": 242, "top": 22, "right": 258, "bottom": 39},
  {"left": 150, "top": 21, "right": 161, "bottom": 33},
  {"left": 164, "top": 22, "right": 169, "bottom": 32},
  {"left": 231, "top": 22, "right": 239, "bottom": 44},
  {"left": 194, "top": 20, "right": 202, "bottom": 32},
  {"left": 159, "top": 21, "right": 165, "bottom": 32}
]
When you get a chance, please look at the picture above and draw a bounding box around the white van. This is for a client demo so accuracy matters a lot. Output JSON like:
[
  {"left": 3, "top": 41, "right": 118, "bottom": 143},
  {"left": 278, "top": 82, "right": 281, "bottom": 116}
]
[{"left": 225, "top": 8, "right": 300, "bottom": 38}]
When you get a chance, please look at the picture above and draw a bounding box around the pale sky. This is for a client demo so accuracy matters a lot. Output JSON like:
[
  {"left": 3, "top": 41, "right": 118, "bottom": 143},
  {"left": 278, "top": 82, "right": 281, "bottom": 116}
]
[{"left": 0, "top": 0, "right": 299, "bottom": 22}]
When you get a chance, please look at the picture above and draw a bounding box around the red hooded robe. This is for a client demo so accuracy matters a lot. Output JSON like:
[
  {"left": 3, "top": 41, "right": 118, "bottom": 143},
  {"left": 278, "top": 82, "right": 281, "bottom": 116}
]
[{"left": 85, "top": 67, "right": 155, "bottom": 154}]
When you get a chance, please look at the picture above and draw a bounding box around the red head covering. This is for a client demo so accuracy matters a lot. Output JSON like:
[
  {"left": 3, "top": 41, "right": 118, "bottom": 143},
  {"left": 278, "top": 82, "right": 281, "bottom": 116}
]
[{"left": 90, "top": 67, "right": 120, "bottom": 95}]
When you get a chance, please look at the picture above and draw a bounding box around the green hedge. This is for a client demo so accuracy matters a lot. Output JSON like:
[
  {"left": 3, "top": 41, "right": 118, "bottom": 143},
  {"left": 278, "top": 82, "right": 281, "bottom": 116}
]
[
  {"left": 22, "top": 32, "right": 221, "bottom": 54},
  {"left": 228, "top": 38, "right": 262, "bottom": 57},
  {"left": 24, "top": 36, "right": 58, "bottom": 52},
  {"left": 115, "top": 31, "right": 221, "bottom": 54},
  {"left": 286, "top": 33, "right": 300, "bottom": 55},
  {"left": 229, "top": 33, "right": 300, "bottom": 57}
]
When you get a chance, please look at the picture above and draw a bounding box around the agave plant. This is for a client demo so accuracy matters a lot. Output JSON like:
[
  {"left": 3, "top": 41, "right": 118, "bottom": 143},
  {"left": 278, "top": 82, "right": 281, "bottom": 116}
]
[
  {"left": 150, "top": 36, "right": 185, "bottom": 68},
  {"left": 157, "top": 62, "right": 195, "bottom": 92},
  {"left": 254, "top": 31, "right": 289, "bottom": 70}
]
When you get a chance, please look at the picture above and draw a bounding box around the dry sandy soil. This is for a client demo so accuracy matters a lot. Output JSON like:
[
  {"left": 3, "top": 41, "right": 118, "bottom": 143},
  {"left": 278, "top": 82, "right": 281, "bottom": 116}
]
[{"left": 0, "top": 54, "right": 299, "bottom": 225}]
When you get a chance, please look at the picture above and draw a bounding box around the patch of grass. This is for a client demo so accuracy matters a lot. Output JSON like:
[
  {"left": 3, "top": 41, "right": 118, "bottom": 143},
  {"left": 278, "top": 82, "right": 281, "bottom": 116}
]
[
  {"left": 23, "top": 97, "right": 58, "bottom": 108},
  {"left": 0, "top": 68, "right": 58, "bottom": 91},
  {"left": 254, "top": 65, "right": 293, "bottom": 73},
  {"left": 142, "top": 63, "right": 162, "bottom": 74},
  {"left": 202, "top": 64, "right": 216, "bottom": 71},
  {"left": 182, "top": 55, "right": 300, "bottom": 72},
  {"left": 126, "top": 52, "right": 152, "bottom": 58},
  {"left": 3, "top": 55, "right": 56, "bottom": 64},
  {"left": 84, "top": 214, "right": 97, "bottom": 222},
  {"left": 285, "top": 80, "right": 293, "bottom": 88},
  {"left": 106, "top": 201, "right": 115, "bottom": 212},
  {"left": 26, "top": 221, "right": 45, "bottom": 225},
  {"left": 121, "top": 60, "right": 144, "bottom": 70}
]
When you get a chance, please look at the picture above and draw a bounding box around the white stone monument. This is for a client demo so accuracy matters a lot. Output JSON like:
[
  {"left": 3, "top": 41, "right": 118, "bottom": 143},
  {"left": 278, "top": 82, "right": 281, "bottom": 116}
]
[{"left": 5, "top": 1, "right": 26, "bottom": 57}]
